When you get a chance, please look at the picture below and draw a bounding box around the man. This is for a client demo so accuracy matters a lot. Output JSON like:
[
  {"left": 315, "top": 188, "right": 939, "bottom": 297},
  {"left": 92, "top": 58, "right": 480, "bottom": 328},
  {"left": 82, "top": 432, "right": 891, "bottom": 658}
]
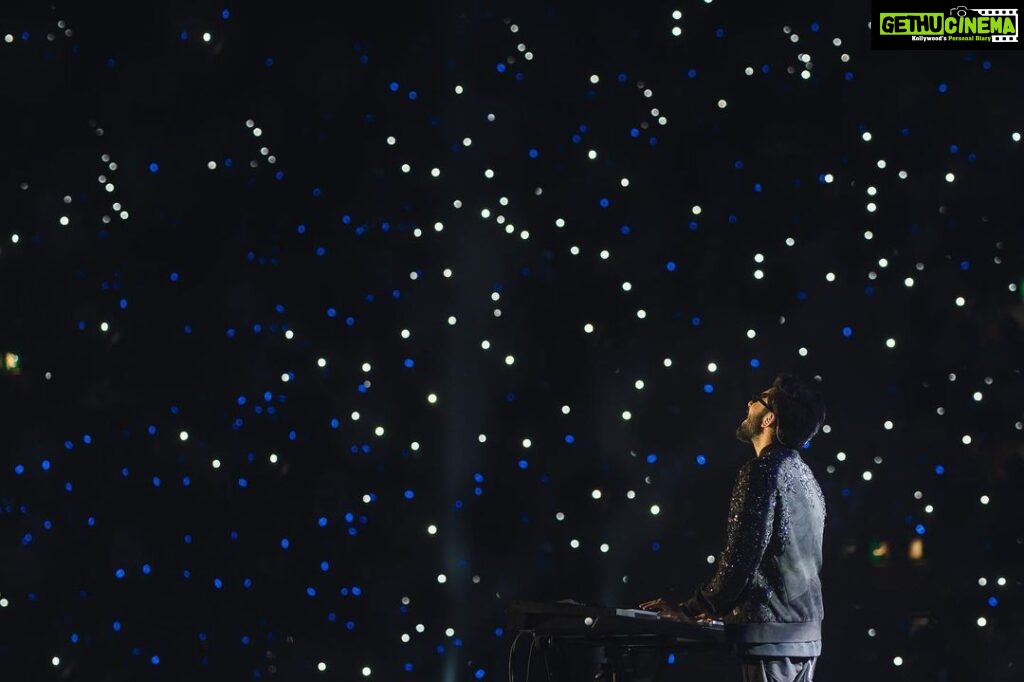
[{"left": 641, "top": 373, "right": 827, "bottom": 682}]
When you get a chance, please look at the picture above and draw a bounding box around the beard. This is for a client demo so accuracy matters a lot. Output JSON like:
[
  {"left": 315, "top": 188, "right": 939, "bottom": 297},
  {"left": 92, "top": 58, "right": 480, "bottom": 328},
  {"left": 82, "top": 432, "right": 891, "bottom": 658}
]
[{"left": 735, "top": 413, "right": 764, "bottom": 443}]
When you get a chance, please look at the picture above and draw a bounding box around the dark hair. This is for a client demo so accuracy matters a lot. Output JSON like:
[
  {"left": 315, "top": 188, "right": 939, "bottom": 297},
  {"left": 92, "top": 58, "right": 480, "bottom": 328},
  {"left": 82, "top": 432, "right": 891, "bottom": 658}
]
[{"left": 770, "top": 373, "right": 827, "bottom": 448}]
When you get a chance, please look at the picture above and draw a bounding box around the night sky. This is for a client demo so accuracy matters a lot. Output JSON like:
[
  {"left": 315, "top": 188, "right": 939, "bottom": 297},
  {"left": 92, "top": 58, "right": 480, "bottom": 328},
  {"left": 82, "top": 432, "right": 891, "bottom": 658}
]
[{"left": 1, "top": 1, "right": 1022, "bottom": 680}]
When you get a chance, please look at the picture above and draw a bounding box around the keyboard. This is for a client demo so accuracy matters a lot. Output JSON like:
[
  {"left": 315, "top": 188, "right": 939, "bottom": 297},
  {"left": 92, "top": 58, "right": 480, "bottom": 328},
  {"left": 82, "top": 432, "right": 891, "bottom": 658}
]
[{"left": 507, "top": 599, "right": 725, "bottom": 645}]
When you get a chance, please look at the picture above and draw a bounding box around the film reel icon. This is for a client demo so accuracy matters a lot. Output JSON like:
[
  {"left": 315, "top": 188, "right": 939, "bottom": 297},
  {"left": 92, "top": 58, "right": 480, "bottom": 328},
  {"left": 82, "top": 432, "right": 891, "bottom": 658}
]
[{"left": 973, "top": 8, "right": 1018, "bottom": 41}]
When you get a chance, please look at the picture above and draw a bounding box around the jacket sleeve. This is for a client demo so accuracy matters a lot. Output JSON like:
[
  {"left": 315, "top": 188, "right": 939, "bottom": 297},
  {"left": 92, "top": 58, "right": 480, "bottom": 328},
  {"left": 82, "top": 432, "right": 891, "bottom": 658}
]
[{"left": 681, "top": 457, "right": 778, "bottom": 618}]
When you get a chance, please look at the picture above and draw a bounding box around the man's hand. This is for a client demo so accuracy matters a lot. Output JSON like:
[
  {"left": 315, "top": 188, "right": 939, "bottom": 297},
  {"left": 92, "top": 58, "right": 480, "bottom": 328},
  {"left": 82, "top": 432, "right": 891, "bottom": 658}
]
[{"left": 637, "top": 598, "right": 688, "bottom": 622}]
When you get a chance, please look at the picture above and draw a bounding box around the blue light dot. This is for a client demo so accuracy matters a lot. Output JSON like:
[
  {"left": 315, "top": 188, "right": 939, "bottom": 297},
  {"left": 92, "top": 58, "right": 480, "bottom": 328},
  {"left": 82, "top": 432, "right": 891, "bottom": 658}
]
[
  {"left": 327, "top": 307, "right": 337, "bottom": 318},
  {"left": 935, "top": 465, "right": 945, "bottom": 475},
  {"left": 696, "top": 455, "right": 707, "bottom": 466},
  {"left": 320, "top": 561, "right": 329, "bottom": 572},
  {"left": 404, "top": 490, "right": 415, "bottom": 500},
  {"left": 646, "top": 454, "right": 658, "bottom": 464},
  {"left": 842, "top": 326, "right": 853, "bottom": 337},
  {"left": 87, "top": 517, "right": 95, "bottom": 527},
  {"left": 982, "top": 60, "right": 992, "bottom": 70},
  {"left": 599, "top": 198, "right": 610, "bottom": 208},
  {"left": 754, "top": 183, "right": 763, "bottom": 192},
  {"left": 152, "top": 476, "right": 161, "bottom": 487},
  {"left": 213, "top": 578, "right": 223, "bottom": 589},
  {"left": 651, "top": 542, "right": 661, "bottom": 552},
  {"left": 960, "top": 261, "right": 970, "bottom": 271},
  {"left": 749, "top": 358, "right": 761, "bottom": 368},
  {"left": 280, "top": 538, "right": 290, "bottom": 549},
  {"left": 517, "top": 459, "right": 528, "bottom": 470},
  {"left": 221, "top": 9, "right": 230, "bottom": 19},
  {"left": 119, "top": 298, "right": 128, "bottom": 309},
  {"left": 691, "top": 316, "right": 701, "bottom": 326},
  {"left": 938, "top": 83, "right": 948, "bottom": 93},
  {"left": 564, "top": 434, "right": 575, "bottom": 444},
  {"left": 496, "top": 63, "right": 506, "bottom": 73},
  {"left": 389, "top": 81, "right": 399, "bottom": 92},
  {"left": 14, "top": 464, "right": 24, "bottom": 475},
  {"left": 687, "top": 68, "right": 697, "bottom": 79},
  {"left": 703, "top": 384, "right": 714, "bottom": 394},
  {"left": 169, "top": 272, "right": 179, "bottom": 282},
  {"left": 41, "top": 460, "right": 50, "bottom": 471},
  {"left": 475, "top": 670, "right": 486, "bottom": 679},
  {"left": 665, "top": 261, "right": 677, "bottom": 272},
  {"left": 148, "top": 162, "right": 159, "bottom": 173},
  {"left": 318, "top": 517, "right": 328, "bottom": 527},
  {"left": 151, "top": 655, "right": 160, "bottom": 665},
  {"left": 988, "top": 597, "right": 998, "bottom": 607},
  {"left": 915, "top": 524, "right": 926, "bottom": 535},
  {"left": 528, "top": 148, "right": 539, "bottom": 159},
  {"left": 306, "top": 587, "right": 317, "bottom": 597},
  {"left": 408, "top": 90, "right": 418, "bottom": 100},
  {"left": 115, "top": 568, "right": 126, "bottom": 579},
  {"left": 179, "top": 31, "right": 188, "bottom": 41}
]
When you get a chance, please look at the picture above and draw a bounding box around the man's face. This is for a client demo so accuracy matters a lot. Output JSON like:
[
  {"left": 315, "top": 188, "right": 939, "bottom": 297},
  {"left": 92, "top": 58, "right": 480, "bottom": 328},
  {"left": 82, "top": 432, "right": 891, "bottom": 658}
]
[{"left": 736, "top": 388, "right": 773, "bottom": 443}]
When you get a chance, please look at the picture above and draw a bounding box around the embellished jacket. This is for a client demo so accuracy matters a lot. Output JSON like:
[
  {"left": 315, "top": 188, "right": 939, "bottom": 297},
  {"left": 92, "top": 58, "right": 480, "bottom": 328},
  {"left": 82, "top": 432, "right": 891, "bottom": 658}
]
[{"left": 681, "top": 444, "right": 826, "bottom": 644}]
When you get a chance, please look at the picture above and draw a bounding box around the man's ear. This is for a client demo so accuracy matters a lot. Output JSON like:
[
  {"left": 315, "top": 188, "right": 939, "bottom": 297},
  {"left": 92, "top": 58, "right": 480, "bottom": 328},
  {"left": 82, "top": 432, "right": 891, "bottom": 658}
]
[{"left": 762, "top": 412, "right": 776, "bottom": 428}]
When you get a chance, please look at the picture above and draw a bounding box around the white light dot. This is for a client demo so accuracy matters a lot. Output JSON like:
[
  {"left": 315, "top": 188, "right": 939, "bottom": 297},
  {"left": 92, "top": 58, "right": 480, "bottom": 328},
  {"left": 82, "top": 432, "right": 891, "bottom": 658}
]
[
  {"left": 754, "top": 270, "right": 764, "bottom": 280},
  {"left": 877, "top": 159, "right": 887, "bottom": 169},
  {"left": 925, "top": 505, "right": 934, "bottom": 513},
  {"left": 1012, "top": 131, "right": 1021, "bottom": 142},
  {"left": 826, "top": 272, "right": 836, "bottom": 282},
  {"left": 747, "top": 329, "right": 757, "bottom": 339},
  {"left": 626, "top": 490, "right": 636, "bottom": 500},
  {"left": 650, "top": 505, "right": 660, "bottom": 515},
  {"left": 977, "top": 617, "right": 987, "bottom": 627},
  {"left": 868, "top": 628, "right": 877, "bottom": 637},
  {"left": 317, "top": 358, "right": 327, "bottom": 368},
  {"left": 599, "top": 250, "right": 610, "bottom": 260},
  {"left": 318, "top": 662, "right": 327, "bottom": 672},
  {"left": 584, "top": 323, "right": 595, "bottom": 334},
  {"left": 522, "top": 438, "right": 532, "bottom": 448},
  {"left": 59, "top": 216, "right": 70, "bottom": 226},
  {"left": 663, "top": 358, "right": 673, "bottom": 367},
  {"left": 692, "top": 205, "right": 702, "bottom": 215},
  {"left": 561, "top": 405, "right": 571, "bottom": 415},
  {"left": 100, "top": 322, "right": 110, "bottom": 332},
  {"left": 437, "top": 574, "right": 446, "bottom": 584},
  {"left": 351, "top": 411, "right": 361, "bottom": 421},
  {"left": 555, "top": 512, "right": 565, "bottom": 521},
  {"left": 636, "top": 309, "right": 646, "bottom": 319},
  {"left": 962, "top": 435, "right": 972, "bottom": 445},
  {"left": 212, "top": 459, "right": 221, "bottom": 469},
  {"left": 374, "top": 426, "right": 385, "bottom": 437},
  {"left": 427, "top": 393, "right": 438, "bottom": 404},
  {"left": 898, "top": 170, "right": 908, "bottom": 179},
  {"left": 956, "top": 296, "right": 966, "bottom": 307},
  {"left": 634, "top": 379, "right": 645, "bottom": 390},
  {"left": 798, "top": 347, "right": 808, "bottom": 357},
  {"left": 862, "top": 131, "right": 872, "bottom": 142},
  {"left": 717, "top": 99, "right": 728, "bottom": 108},
  {"left": 973, "top": 392, "right": 983, "bottom": 402},
  {"left": 401, "top": 329, "right": 411, "bottom": 339},
  {"left": 886, "top": 338, "right": 896, "bottom": 349},
  {"left": 621, "top": 281, "right": 632, "bottom": 292},
  {"left": 462, "top": 137, "right": 472, "bottom": 146},
  {"left": 362, "top": 666, "right": 372, "bottom": 677},
  {"left": 430, "top": 168, "right": 440, "bottom": 178},
  {"left": 862, "top": 471, "right": 873, "bottom": 481},
  {"left": 588, "top": 150, "right": 598, "bottom": 160},
  {"left": 269, "top": 453, "right": 278, "bottom": 464},
  {"left": 52, "top": 657, "right": 60, "bottom": 666},
  {"left": 620, "top": 177, "right": 630, "bottom": 187},
  {"left": 945, "top": 172, "right": 956, "bottom": 183},
  {"left": 997, "top": 577, "right": 1006, "bottom": 586},
  {"left": 707, "top": 554, "right": 716, "bottom": 564},
  {"left": 570, "top": 539, "right": 580, "bottom": 549},
  {"left": 980, "top": 495, "right": 990, "bottom": 505},
  {"left": 836, "top": 452, "right": 847, "bottom": 462},
  {"left": 400, "top": 163, "right": 411, "bottom": 173},
  {"left": 707, "top": 362, "right": 717, "bottom": 373},
  {"left": 592, "top": 489, "right": 602, "bottom": 500},
  {"left": 786, "top": 237, "right": 796, "bottom": 246},
  {"left": 883, "top": 421, "right": 893, "bottom": 430},
  {"left": 203, "top": 32, "right": 212, "bottom": 42},
  {"left": 179, "top": 431, "right": 189, "bottom": 442},
  {"left": 893, "top": 657, "right": 903, "bottom": 667},
  {"left": 824, "top": 173, "right": 834, "bottom": 183},
  {"left": 253, "top": 127, "right": 262, "bottom": 137},
  {"left": 621, "top": 411, "right": 632, "bottom": 421}
]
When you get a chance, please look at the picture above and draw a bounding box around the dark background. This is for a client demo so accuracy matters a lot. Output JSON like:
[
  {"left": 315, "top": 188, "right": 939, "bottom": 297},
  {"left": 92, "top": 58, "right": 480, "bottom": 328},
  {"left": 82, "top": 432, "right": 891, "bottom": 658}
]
[{"left": 0, "top": 1, "right": 1021, "bottom": 680}]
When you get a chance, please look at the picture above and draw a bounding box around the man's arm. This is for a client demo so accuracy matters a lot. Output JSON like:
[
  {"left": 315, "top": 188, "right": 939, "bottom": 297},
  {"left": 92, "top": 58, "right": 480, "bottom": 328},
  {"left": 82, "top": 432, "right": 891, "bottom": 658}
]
[{"left": 680, "top": 457, "right": 777, "bottom": 619}]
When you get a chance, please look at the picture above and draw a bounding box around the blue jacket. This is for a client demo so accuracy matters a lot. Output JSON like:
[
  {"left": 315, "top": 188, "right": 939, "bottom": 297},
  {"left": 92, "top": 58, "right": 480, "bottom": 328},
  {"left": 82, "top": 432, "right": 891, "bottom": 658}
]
[{"left": 682, "top": 444, "right": 825, "bottom": 645}]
